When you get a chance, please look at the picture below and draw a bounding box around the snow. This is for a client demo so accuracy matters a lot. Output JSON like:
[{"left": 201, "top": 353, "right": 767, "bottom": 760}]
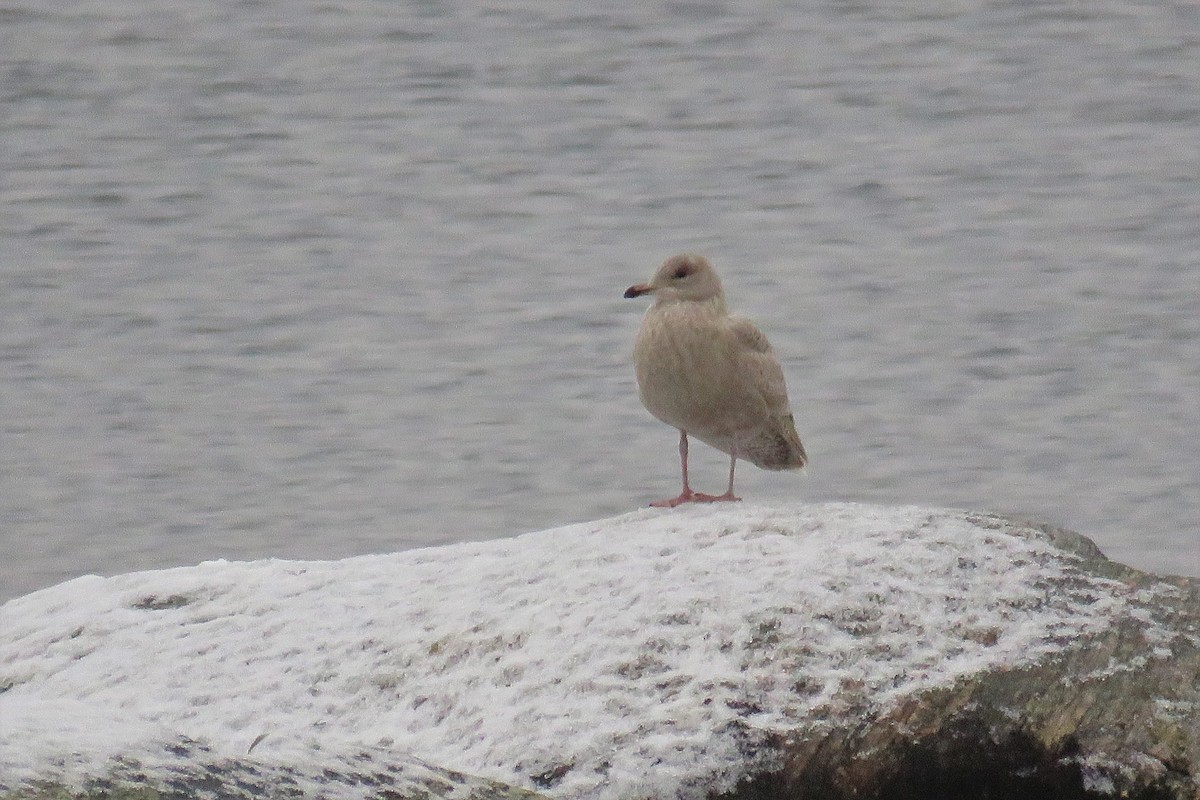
[{"left": 0, "top": 503, "right": 1132, "bottom": 799}]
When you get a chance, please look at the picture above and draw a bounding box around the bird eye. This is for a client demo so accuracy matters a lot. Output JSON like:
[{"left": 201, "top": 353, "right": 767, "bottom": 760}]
[{"left": 672, "top": 265, "right": 692, "bottom": 279}]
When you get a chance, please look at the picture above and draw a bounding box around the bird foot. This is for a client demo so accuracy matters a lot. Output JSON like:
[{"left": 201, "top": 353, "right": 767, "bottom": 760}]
[
  {"left": 649, "top": 489, "right": 741, "bottom": 507},
  {"left": 692, "top": 491, "right": 742, "bottom": 503},
  {"left": 649, "top": 490, "right": 698, "bottom": 508}
]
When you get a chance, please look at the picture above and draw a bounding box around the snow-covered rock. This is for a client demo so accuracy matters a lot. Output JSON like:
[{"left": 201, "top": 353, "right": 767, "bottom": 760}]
[
  {"left": 1, "top": 504, "right": 1196, "bottom": 799},
  {"left": 728, "top": 517, "right": 1200, "bottom": 800}
]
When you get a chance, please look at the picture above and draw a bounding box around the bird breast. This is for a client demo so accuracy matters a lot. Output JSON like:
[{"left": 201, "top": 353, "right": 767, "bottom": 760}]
[{"left": 632, "top": 303, "right": 767, "bottom": 438}]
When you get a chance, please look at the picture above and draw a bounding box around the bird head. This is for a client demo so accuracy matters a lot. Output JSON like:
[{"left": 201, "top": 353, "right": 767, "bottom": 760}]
[{"left": 624, "top": 253, "right": 726, "bottom": 306}]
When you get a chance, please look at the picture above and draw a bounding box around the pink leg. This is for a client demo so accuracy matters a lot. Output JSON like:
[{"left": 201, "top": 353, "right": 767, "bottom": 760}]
[
  {"left": 693, "top": 448, "right": 742, "bottom": 503},
  {"left": 650, "top": 430, "right": 700, "bottom": 507}
]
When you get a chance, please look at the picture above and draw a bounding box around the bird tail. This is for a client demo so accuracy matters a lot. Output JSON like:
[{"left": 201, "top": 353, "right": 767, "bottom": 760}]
[{"left": 746, "top": 415, "right": 807, "bottom": 471}]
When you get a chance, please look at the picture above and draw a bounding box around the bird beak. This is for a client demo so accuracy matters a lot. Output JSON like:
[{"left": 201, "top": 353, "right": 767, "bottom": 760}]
[{"left": 624, "top": 283, "right": 653, "bottom": 298}]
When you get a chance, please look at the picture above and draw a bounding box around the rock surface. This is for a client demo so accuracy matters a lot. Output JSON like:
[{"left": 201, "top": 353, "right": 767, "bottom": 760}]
[
  {"left": 725, "top": 517, "right": 1200, "bottom": 800},
  {"left": 1, "top": 506, "right": 1196, "bottom": 800},
  {"left": 0, "top": 739, "right": 546, "bottom": 800}
]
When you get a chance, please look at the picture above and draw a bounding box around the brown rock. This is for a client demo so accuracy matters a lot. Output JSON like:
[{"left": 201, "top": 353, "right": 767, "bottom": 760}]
[{"left": 722, "top": 518, "right": 1200, "bottom": 800}]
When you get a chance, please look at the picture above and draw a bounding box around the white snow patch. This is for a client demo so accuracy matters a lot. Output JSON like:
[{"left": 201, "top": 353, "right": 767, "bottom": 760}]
[{"left": 0, "top": 503, "right": 1131, "bottom": 799}]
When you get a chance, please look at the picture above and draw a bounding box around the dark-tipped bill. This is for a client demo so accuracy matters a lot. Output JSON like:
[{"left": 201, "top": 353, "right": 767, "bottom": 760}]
[{"left": 624, "top": 283, "right": 653, "bottom": 298}]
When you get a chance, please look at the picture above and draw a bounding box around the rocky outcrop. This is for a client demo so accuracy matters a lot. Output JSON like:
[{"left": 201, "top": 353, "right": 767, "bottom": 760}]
[
  {"left": 724, "top": 517, "right": 1200, "bottom": 800},
  {"left": 2, "top": 507, "right": 1196, "bottom": 800}
]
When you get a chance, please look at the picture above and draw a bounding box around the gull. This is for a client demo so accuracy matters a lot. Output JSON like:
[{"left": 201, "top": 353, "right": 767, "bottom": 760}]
[{"left": 625, "top": 253, "right": 807, "bottom": 507}]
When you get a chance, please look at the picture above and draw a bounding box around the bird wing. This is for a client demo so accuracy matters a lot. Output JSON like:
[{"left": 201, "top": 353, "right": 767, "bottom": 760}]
[
  {"left": 725, "top": 314, "right": 807, "bottom": 470},
  {"left": 727, "top": 315, "right": 791, "bottom": 415},
  {"left": 729, "top": 315, "right": 772, "bottom": 354}
]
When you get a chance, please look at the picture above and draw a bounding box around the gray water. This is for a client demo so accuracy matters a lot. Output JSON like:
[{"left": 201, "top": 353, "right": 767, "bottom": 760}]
[{"left": 2, "top": 0, "right": 1198, "bottom": 602}]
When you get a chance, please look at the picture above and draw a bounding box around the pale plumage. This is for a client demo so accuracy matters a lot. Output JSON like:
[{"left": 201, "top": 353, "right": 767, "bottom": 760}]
[{"left": 625, "top": 253, "right": 806, "bottom": 507}]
